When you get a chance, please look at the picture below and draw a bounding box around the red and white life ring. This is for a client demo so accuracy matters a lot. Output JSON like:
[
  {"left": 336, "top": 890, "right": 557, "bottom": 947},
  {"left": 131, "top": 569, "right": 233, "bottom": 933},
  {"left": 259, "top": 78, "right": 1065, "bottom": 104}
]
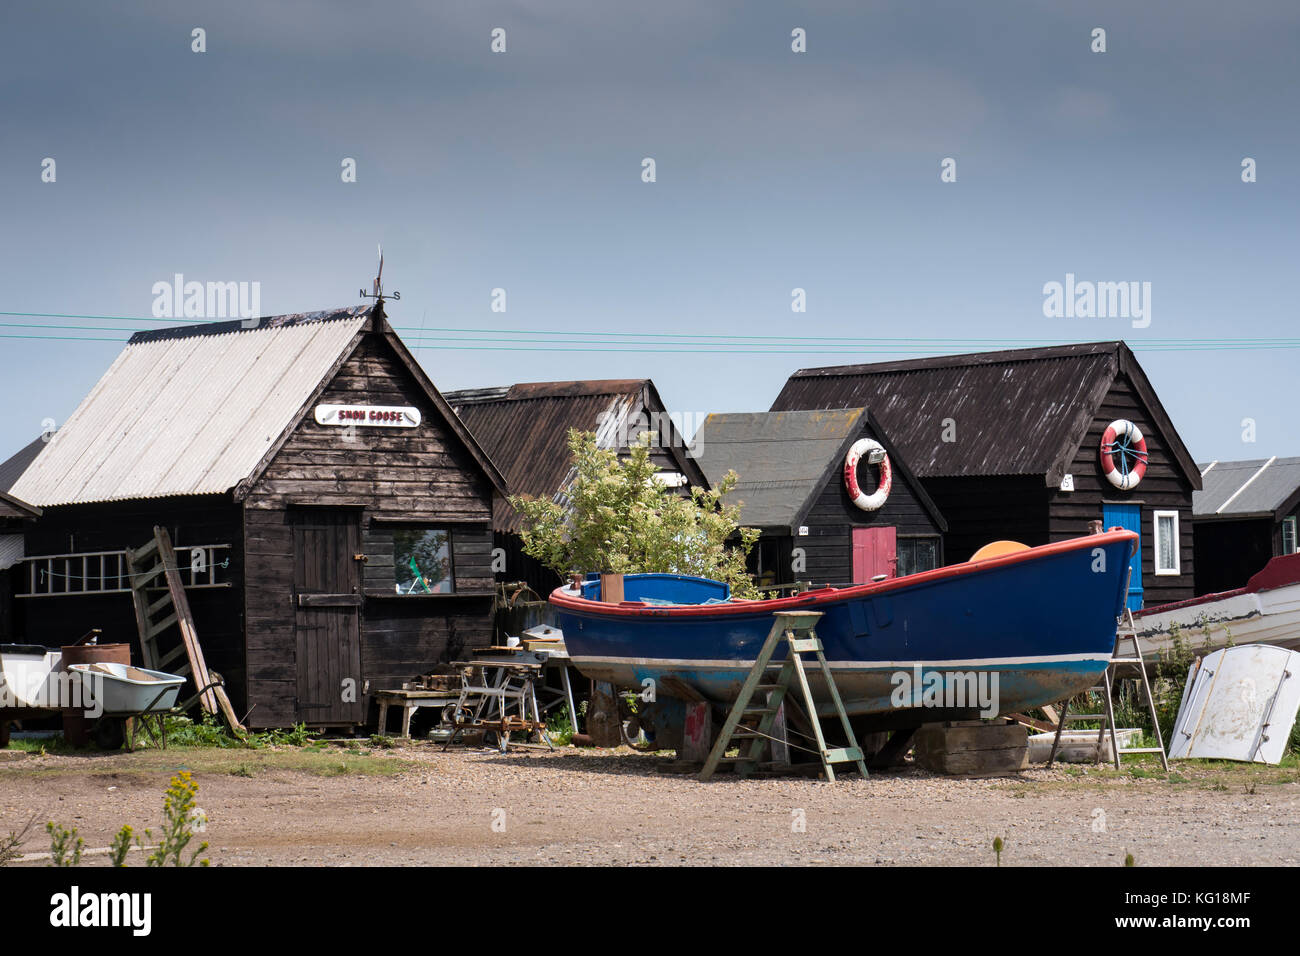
[
  {"left": 844, "top": 438, "right": 892, "bottom": 511},
  {"left": 1100, "top": 419, "right": 1148, "bottom": 491}
]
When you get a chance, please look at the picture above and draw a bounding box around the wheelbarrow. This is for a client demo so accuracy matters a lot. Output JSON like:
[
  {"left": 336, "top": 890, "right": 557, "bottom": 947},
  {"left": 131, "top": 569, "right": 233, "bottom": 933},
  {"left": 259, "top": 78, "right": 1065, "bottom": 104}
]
[{"left": 67, "top": 663, "right": 186, "bottom": 751}]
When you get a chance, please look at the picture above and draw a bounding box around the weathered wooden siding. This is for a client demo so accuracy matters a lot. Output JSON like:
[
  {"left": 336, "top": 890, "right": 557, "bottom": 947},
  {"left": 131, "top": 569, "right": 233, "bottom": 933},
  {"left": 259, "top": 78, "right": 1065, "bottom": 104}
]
[
  {"left": 18, "top": 497, "right": 247, "bottom": 711},
  {"left": 1047, "top": 374, "right": 1195, "bottom": 607},
  {"left": 242, "top": 333, "right": 496, "bottom": 726},
  {"left": 1193, "top": 518, "right": 1272, "bottom": 596},
  {"left": 0, "top": 514, "right": 28, "bottom": 642},
  {"left": 761, "top": 422, "right": 944, "bottom": 586},
  {"left": 922, "top": 476, "right": 1051, "bottom": 564}
]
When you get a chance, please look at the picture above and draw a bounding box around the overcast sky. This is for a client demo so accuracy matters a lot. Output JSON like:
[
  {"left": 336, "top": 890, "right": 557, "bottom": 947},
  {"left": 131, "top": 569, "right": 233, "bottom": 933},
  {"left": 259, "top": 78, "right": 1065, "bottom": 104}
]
[{"left": 1, "top": 1, "right": 1296, "bottom": 465}]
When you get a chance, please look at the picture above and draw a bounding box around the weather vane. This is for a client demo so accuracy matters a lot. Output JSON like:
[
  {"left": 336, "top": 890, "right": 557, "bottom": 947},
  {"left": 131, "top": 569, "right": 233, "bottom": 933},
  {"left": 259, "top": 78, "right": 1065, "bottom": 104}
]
[{"left": 360, "top": 244, "right": 400, "bottom": 302}]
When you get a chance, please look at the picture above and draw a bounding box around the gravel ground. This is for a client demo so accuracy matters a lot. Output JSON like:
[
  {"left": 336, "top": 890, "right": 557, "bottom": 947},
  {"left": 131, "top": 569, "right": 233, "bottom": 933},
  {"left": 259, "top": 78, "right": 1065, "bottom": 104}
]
[{"left": 3, "top": 745, "right": 1298, "bottom": 866}]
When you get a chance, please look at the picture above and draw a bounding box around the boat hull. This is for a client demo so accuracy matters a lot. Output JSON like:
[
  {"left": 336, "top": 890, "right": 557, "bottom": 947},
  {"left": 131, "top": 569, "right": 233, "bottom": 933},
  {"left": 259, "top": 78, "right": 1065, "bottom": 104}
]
[
  {"left": 1134, "top": 585, "right": 1300, "bottom": 659},
  {"left": 1133, "top": 553, "right": 1300, "bottom": 660},
  {"left": 551, "top": 531, "right": 1137, "bottom": 720}
]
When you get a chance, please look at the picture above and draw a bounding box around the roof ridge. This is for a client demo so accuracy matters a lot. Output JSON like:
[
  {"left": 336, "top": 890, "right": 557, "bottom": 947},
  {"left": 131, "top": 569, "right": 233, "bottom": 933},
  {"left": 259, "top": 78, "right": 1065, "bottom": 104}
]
[
  {"left": 790, "top": 341, "right": 1123, "bottom": 379},
  {"left": 128, "top": 305, "right": 372, "bottom": 345}
]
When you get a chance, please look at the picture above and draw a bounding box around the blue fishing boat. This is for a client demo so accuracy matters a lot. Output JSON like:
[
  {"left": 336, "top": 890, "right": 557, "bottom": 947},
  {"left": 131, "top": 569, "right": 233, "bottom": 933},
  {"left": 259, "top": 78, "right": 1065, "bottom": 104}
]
[{"left": 550, "top": 530, "right": 1137, "bottom": 720}]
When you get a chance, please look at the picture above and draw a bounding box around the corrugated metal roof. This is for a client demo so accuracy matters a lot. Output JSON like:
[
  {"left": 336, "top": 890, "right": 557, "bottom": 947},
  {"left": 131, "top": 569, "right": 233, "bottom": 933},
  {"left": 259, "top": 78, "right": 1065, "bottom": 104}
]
[
  {"left": 447, "top": 379, "right": 708, "bottom": 533},
  {"left": 0, "top": 436, "right": 47, "bottom": 494},
  {"left": 0, "top": 533, "right": 24, "bottom": 570},
  {"left": 10, "top": 308, "right": 369, "bottom": 507},
  {"left": 771, "top": 342, "right": 1124, "bottom": 479},
  {"left": 694, "top": 409, "right": 866, "bottom": 529},
  {"left": 448, "top": 381, "right": 644, "bottom": 533},
  {"left": 1194, "top": 457, "right": 1300, "bottom": 519}
]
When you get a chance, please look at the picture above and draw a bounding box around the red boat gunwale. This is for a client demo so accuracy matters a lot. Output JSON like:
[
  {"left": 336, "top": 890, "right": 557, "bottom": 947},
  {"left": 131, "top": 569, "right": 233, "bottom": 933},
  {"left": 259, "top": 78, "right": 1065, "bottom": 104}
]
[
  {"left": 1133, "top": 587, "right": 1248, "bottom": 618},
  {"left": 549, "top": 529, "right": 1138, "bottom": 618}
]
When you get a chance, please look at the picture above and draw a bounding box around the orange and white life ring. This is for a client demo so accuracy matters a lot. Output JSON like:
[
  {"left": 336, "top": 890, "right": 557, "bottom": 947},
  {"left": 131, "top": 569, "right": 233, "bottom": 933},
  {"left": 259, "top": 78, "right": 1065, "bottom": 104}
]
[
  {"left": 1100, "top": 419, "right": 1148, "bottom": 491},
  {"left": 844, "top": 438, "right": 891, "bottom": 511}
]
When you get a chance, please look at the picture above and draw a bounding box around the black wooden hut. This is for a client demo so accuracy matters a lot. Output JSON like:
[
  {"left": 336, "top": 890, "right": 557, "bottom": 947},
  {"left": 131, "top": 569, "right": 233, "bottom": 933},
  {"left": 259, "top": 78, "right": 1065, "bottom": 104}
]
[
  {"left": 446, "top": 380, "right": 709, "bottom": 596},
  {"left": 0, "top": 489, "right": 41, "bottom": 642},
  {"left": 1192, "top": 457, "right": 1300, "bottom": 595},
  {"left": 693, "top": 408, "right": 945, "bottom": 588},
  {"left": 771, "top": 342, "right": 1200, "bottom": 609},
  {"left": 8, "top": 304, "right": 505, "bottom": 728}
]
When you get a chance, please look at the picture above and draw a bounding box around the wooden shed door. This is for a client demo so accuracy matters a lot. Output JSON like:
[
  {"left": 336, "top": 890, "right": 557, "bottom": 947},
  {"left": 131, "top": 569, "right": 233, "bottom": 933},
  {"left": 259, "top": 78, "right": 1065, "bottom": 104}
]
[
  {"left": 852, "top": 526, "right": 897, "bottom": 584},
  {"left": 292, "top": 509, "right": 363, "bottom": 724}
]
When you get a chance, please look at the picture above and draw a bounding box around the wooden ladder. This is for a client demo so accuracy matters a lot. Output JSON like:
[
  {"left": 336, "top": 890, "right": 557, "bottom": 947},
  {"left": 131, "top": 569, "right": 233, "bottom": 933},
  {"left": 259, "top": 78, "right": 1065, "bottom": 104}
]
[
  {"left": 1047, "top": 607, "right": 1167, "bottom": 771},
  {"left": 127, "top": 526, "right": 244, "bottom": 733},
  {"left": 700, "top": 611, "right": 868, "bottom": 782}
]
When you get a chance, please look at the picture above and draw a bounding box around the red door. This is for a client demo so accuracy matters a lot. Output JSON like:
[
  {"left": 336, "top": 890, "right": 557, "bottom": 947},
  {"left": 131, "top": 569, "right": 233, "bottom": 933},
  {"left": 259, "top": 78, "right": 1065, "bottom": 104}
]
[{"left": 852, "top": 527, "right": 897, "bottom": 584}]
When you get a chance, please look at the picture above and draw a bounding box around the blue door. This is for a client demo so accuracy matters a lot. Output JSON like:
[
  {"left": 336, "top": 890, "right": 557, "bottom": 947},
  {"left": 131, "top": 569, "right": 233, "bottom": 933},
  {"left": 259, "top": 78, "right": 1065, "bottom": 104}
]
[{"left": 1103, "top": 503, "right": 1143, "bottom": 611}]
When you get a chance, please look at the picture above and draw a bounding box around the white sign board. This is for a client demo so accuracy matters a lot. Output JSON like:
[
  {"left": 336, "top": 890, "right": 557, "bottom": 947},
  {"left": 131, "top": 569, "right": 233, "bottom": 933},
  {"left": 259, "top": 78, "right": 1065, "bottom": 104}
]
[{"left": 315, "top": 404, "right": 421, "bottom": 428}]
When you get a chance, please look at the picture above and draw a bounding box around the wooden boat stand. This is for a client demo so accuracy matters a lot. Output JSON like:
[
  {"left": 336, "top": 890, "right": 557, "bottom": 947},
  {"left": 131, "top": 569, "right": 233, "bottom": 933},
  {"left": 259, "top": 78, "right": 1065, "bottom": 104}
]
[
  {"left": 700, "top": 611, "right": 868, "bottom": 782},
  {"left": 127, "top": 526, "right": 243, "bottom": 733},
  {"left": 1047, "top": 606, "right": 1169, "bottom": 771}
]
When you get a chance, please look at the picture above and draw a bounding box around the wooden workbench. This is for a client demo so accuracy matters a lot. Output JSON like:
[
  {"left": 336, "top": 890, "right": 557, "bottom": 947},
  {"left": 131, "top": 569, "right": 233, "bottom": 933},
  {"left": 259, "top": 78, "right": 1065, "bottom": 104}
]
[{"left": 374, "top": 689, "right": 460, "bottom": 739}]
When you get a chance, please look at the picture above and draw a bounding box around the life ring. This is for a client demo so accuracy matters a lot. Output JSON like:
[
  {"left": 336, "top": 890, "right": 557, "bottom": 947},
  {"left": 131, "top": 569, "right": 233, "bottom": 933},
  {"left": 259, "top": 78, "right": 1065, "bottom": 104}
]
[
  {"left": 1100, "top": 419, "right": 1148, "bottom": 490},
  {"left": 844, "top": 438, "right": 891, "bottom": 511}
]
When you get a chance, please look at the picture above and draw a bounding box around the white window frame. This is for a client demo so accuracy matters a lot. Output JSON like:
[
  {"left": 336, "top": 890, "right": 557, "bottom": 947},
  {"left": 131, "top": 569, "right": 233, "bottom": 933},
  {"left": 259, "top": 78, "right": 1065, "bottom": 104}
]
[
  {"left": 1283, "top": 515, "right": 1298, "bottom": 555},
  {"left": 1153, "top": 510, "right": 1181, "bottom": 576}
]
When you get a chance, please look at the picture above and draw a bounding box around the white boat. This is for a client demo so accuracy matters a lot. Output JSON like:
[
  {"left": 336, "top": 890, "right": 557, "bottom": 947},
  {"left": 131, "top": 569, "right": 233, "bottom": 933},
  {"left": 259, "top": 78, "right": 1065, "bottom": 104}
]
[
  {"left": 67, "top": 662, "right": 185, "bottom": 716},
  {"left": 0, "top": 644, "right": 64, "bottom": 712},
  {"left": 1133, "top": 553, "right": 1300, "bottom": 660},
  {"left": 1027, "top": 728, "right": 1142, "bottom": 764},
  {"left": 1168, "top": 644, "right": 1300, "bottom": 764}
]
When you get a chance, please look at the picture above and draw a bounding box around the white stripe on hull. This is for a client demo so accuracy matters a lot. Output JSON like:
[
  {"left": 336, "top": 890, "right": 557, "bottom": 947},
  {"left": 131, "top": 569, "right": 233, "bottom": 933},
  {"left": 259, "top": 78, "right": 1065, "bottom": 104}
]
[{"left": 570, "top": 652, "right": 1110, "bottom": 670}]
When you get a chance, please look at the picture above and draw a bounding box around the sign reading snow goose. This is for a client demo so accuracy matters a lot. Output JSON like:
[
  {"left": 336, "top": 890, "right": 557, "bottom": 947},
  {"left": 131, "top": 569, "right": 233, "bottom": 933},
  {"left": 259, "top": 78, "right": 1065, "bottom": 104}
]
[{"left": 315, "top": 404, "right": 421, "bottom": 428}]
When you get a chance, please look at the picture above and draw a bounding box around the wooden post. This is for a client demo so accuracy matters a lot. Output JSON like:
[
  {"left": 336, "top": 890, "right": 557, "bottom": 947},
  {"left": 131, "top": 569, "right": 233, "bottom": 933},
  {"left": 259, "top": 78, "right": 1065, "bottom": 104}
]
[
  {"left": 587, "top": 680, "right": 623, "bottom": 746},
  {"left": 599, "top": 573, "right": 624, "bottom": 603},
  {"left": 681, "top": 702, "right": 712, "bottom": 763},
  {"left": 765, "top": 692, "right": 790, "bottom": 766}
]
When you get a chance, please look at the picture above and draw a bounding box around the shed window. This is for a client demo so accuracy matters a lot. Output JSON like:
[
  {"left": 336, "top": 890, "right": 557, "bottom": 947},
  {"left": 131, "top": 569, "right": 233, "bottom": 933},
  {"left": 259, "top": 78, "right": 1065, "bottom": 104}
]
[
  {"left": 394, "top": 529, "right": 454, "bottom": 594},
  {"left": 897, "top": 536, "right": 939, "bottom": 577},
  {"left": 1284, "top": 516, "right": 1298, "bottom": 555},
  {"left": 1153, "top": 511, "right": 1180, "bottom": 576}
]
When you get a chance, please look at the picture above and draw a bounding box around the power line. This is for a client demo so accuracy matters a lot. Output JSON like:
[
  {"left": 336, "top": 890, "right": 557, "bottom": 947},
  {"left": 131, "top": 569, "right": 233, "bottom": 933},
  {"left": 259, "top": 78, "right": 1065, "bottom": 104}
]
[{"left": 3, "top": 311, "right": 1300, "bottom": 353}]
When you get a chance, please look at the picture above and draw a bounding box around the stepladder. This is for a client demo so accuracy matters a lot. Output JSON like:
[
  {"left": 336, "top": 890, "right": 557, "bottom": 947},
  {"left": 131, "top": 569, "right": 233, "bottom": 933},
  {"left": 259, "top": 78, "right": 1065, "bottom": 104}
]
[
  {"left": 1047, "top": 607, "right": 1168, "bottom": 771},
  {"left": 127, "top": 526, "right": 244, "bottom": 733},
  {"left": 699, "top": 611, "right": 868, "bottom": 782}
]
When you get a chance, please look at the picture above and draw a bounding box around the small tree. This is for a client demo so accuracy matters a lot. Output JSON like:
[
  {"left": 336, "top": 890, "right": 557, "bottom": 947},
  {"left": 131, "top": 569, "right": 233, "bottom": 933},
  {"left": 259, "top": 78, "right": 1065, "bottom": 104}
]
[{"left": 511, "top": 429, "right": 761, "bottom": 598}]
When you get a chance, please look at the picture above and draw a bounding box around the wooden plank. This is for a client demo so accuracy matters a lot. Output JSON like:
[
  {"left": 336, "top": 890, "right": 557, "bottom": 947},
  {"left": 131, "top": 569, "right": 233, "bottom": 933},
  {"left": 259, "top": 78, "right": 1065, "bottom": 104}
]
[
  {"left": 912, "top": 720, "right": 1030, "bottom": 775},
  {"left": 297, "top": 593, "right": 363, "bottom": 608},
  {"left": 1007, "top": 712, "right": 1057, "bottom": 733},
  {"left": 157, "top": 644, "right": 188, "bottom": 670},
  {"left": 155, "top": 526, "right": 243, "bottom": 732},
  {"left": 146, "top": 612, "right": 179, "bottom": 638},
  {"left": 921, "top": 747, "right": 1030, "bottom": 775},
  {"left": 658, "top": 675, "right": 706, "bottom": 703},
  {"left": 128, "top": 563, "right": 157, "bottom": 670}
]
